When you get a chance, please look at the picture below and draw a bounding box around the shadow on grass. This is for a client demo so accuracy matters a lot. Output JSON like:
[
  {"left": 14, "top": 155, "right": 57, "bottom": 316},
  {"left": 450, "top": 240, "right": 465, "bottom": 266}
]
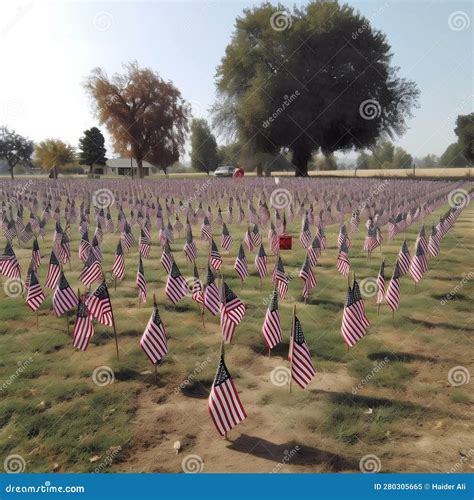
[
  {"left": 249, "top": 341, "right": 290, "bottom": 359},
  {"left": 227, "top": 434, "right": 358, "bottom": 471},
  {"left": 114, "top": 368, "right": 167, "bottom": 387},
  {"left": 180, "top": 379, "right": 212, "bottom": 399},
  {"left": 409, "top": 318, "right": 474, "bottom": 332},
  {"left": 305, "top": 297, "right": 340, "bottom": 311},
  {"left": 367, "top": 351, "right": 436, "bottom": 363}
]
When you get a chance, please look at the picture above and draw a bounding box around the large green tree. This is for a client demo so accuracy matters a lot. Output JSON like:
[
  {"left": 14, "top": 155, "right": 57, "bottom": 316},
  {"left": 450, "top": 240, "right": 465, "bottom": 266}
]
[
  {"left": 213, "top": 1, "right": 418, "bottom": 176},
  {"left": 35, "top": 139, "right": 76, "bottom": 173},
  {"left": 454, "top": 113, "right": 474, "bottom": 163},
  {"left": 0, "top": 127, "right": 34, "bottom": 179},
  {"left": 84, "top": 62, "right": 189, "bottom": 178},
  {"left": 78, "top": 127, "right": 107, "bottom": 173},
  {"left": 190, "top": 119, "right": 219, "bottom": 174}
]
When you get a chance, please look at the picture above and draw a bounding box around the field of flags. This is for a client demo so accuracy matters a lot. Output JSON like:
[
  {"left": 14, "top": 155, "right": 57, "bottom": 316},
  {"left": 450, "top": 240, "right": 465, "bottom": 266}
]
[{"left": 0, "top": 177, "right": 471, "bottom": 440}]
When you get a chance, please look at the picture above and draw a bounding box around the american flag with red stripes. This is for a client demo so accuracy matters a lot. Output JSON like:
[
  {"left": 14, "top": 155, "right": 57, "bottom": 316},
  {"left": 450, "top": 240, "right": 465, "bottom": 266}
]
[
  {"left": 191, "top": 263, "right": 204, "bottom": 305},
  {"left": 385, "top": 261, "right": 401, "bottom": 312},
  {"left": 243, "top": 228, "right": 255, "bottom": 252},
  {"left": 289, "top": 315, "right": 315, "bottom": 389},
  {"left": 398, "top": 240, "right": 411, "bottom": 275},
  {"left": 209, "top": 239, "right": 222, "bottom": 271},
  {"left": 140, "top": 300, "right": 168, "bottom": 364},
  {"left": 165, "top": 261, "right": 188, "bottom": 304},
  {"left": 308, "top": 235, "right": 321, "bottom": 267},
  {"left": 336, "top": 239, "right": 351, "bottom": 276},
  {"left": 341, "top": 285, "right": 369, "bottom": 347},
  {"left": 233, "top": 244, "right": 248, "bottom": 282},
  {"left": 251, "top": 224, "right": 261, "bottom": 248},
  {"left": 376, "top": 260, "right": 385, "bottom": 305},
  {"left": 299, "top": 255, "right": 316, "bottom": 299},
  {"left": 136, "top": 255, "right": 147, "bottom": 303},
  {"left": 272, "top": 256, "right": 289, "bottom": 299},
  {"left": 78, "top": 231, "right": 91, "bottom": 262},
  {"left": 353, "top": 280, "right": 370, "bottom": 329},
  {"left": 112, "top": 240, "right": 125, "bottom": 280},
  {"left": 53, "top": 271, "right": 78, "bottom": 316},
  {"left": 350, "top": 210, "right": 360, "bottom": 233},
  {"left": 204, "top": 265, "right": 220, "bottom": 315},
  {"left": 184, "top": 225, "right": 197, "bottom": 262},
  {"left": 208, "top": 356, "right": 247, "bottom": 436},
  {"left": 262, "top": 289, "right": 282, "bottom": 350},
  {"left": 299, "top": 213, "right": 312, "bottom": 249},
  {"left": 91, "top": 235, "right": 102, "bottom": 262},
  {"left": 409, "top": 241, "right": 428, "bottom": 283},
  {"left": 254, "top": 243, "right": 268, "bottom": 279},
  {"left": 221, "top": 223, "right": 233, "bottom": 251},
  {"left": 25, "top": 269, "right": 45, "bottom": 312},
  {"left": 0, "top": 242, "right": 21, "bottom": 280},
  {"left": 85, "top": 280, "right": 113, "bottom": 327},
  {"left": 139, "top": 228, "right": 151, "bottom": 258},
  {"left": 45, "top": 250, "right": 61, "bottom": 289},
  {"left": 160, "top": 241, "right": 174, "bottom": 274},
  {"left": 220, "top": 282, "right": 246, "bottom": 343},
  {"left": 79, "top": 251, "right": 103, "bottom": 287},
  {"left": 31, "top": 238, "right": 41, "bottom": 271},
  {"left": 201, "top": 216, "right": 212, "bottom": 241},
  {"left": 72, "top": 294, "right": 95, "bottom": 351},
  {"left": 120, "top": 222, "right": 135, "bottom": 250},
  {"left": 427, "top": 224, "right": 440, "bottom": 257}
]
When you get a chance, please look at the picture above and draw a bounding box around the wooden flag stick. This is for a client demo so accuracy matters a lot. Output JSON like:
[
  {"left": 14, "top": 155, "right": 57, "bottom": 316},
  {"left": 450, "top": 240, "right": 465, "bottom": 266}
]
[
  {"left": 36, "top": 310, "right": 39, "bottom": 327},
  {"left": 288, "top": 304, "right": 296, "bottom": 393},
  {"left": 65, "top": 312, "right": 70, "bottom": 335},
  {"left": 110, "top": 305, "right": 120, "bottom": 361}
]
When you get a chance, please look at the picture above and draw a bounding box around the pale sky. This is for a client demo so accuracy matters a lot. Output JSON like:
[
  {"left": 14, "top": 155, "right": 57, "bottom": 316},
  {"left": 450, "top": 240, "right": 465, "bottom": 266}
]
[{"left": 0, "top": 0, "right": 472, "bottom": 162}]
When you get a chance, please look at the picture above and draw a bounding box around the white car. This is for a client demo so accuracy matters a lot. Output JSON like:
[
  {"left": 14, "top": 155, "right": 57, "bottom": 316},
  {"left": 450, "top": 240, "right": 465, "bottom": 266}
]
[{"left": 213, "top": 165, "right": 235, "bottom": 177}]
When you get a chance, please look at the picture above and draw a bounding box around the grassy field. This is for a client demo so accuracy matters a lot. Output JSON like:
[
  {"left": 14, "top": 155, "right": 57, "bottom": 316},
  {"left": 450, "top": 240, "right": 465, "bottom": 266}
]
[{"left": 0, "top": 190, "right": 472, "bottom": 473}]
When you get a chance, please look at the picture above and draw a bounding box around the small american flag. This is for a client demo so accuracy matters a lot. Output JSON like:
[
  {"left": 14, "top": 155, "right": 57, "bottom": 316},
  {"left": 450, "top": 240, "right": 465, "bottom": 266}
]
[
  {"left": 299, "top": 255, "right": 316, "bottom": 300},
  {"left": 91, "top": 235, "right": 102, "bottom": 262},
  {"left": 209, "top": 239, "right": 222, "bottom": 272},
  {"left": 243, "top": 228, "right": 255, "bottom": 252},
  {"left": 254, "top": 244, "right": 268, "bottom": 279},
  {"left": 112, "top": 240, "right": 125, "bottom": 281},
  {"left": 299, "top": 214, "right": 311, "bottom": 249},
  {"left": 25, "top": 269, "right": 45, "bottom": 312},
  {"left": 140, "top": 300, "right": 168, "bottom": 364},
  {"left": 201, "top": 216, "right": 212, "bottom": 241},
  {"left": 262, "top": 289, "right": 282, "bottom": 350},
  {"left": 251, "top": 224, "right": 261, "bottom": 248},
  {"left": 139, "top": 228, "right": 151, "bottom": 258},
  {"left": 0, "top": 242, "right": 21, "bottom": 280},
  {"left": 376, "top": 261, "right": 385, "bottom": 305},
  {"left": 53, "top": 271, "right": 78, "bottom": 316},
  {"left": 221, "top": 223, "right": 233, "bottom": 251},
  {"left": 350, "top": 210, "right": 360, "bottom": 233},
  {"left": 184, "top": 225, "right": 197, "bottom": 262},
  {"left": 385, "top": 261, "right": 401, "bottom": 312},
  {"left": 272, "top": 256, "right": 289, "bottom": 300},
  {"left": 204, "top": 265, "right": 220, "bottom": 315},
  {"left": 86, "top": 280, "right": 113, "bottom": 327},
  {"left": 336, "top": 239, "right": 351, "bottom": 276},
  {"left": 308, "top": 235, "right": 321, "bottom": 267},
  {"left": 160, "top": 241, "right": 174, "bottom": 274},
  {"left": 31, "top": 238, "right": 41, "bottom": 271},
  {"left": 220, "top": 282, "right": 246, "bottom": 344},
  {"left": 341, "top": 285, "right": 368, "bottom": 348},
  {"left": 45, "top": 250, "right": 61, "bottom": 289},
  {"left": 289, "top": 315, "right": 315, "bottom": 389},
  {"left": 165, "top": 261, "right": 189, "bottom": 305},
  {"left": 79, "top": 251, "right": 103, "bottom": 287},
  {"left": 398, "top": 240, "right": 411, "bottom": 275},
  {"left": 121, "top": 222, "right": 135, "bottom": 250},
  {"left": 234, "top": 244, "right": 248, "bottom": 282},
  {"left": 191, "top": 263, "right": 204, "bottom": 305},
  {"left": 136, "top": 255, "right": 147, "bottom": 303},
  {"left": 78, "top": 231, "right": 91, "bottom": 262},
  {"left": 353, "top": 280, "right": 370, "bottom": 329},
  {"left": 72, "top": 295, "right": 95, "bottom": 351},
  {"left": 208, "top": 356, "right": 247, "bottom": 436},
  {"left": 409, "top": 241, "right": 428, "bottom": 283},
  {"left": 427, "top": 224, "right": 440, "bottom": 257}
]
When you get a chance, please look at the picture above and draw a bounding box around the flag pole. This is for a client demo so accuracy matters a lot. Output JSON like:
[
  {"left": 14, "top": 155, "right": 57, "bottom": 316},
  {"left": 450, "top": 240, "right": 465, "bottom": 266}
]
[
  {"left": 110, "top": 301, "right": 120, "bottom": 361},
  {"left": 288, "top": 304, "right": 296, "bottom": 393}
]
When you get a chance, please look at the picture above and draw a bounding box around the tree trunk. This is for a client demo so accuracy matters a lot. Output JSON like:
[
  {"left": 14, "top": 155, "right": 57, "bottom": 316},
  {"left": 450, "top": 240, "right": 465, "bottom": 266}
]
[
  {"left": 9, "top": 165, "right": 14, "bottom": 180},
  {"left": 292, "top": 147, "right": 311, "bottom": 177},
  {"left": 136, "top": 158, "right": 144, "bottom": 179}
]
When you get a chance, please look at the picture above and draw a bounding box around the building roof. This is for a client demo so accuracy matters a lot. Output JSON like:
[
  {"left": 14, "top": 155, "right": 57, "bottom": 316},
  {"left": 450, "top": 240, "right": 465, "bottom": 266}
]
[{"left": 107, "top": 158, "right": 154, "bottom": 169}]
